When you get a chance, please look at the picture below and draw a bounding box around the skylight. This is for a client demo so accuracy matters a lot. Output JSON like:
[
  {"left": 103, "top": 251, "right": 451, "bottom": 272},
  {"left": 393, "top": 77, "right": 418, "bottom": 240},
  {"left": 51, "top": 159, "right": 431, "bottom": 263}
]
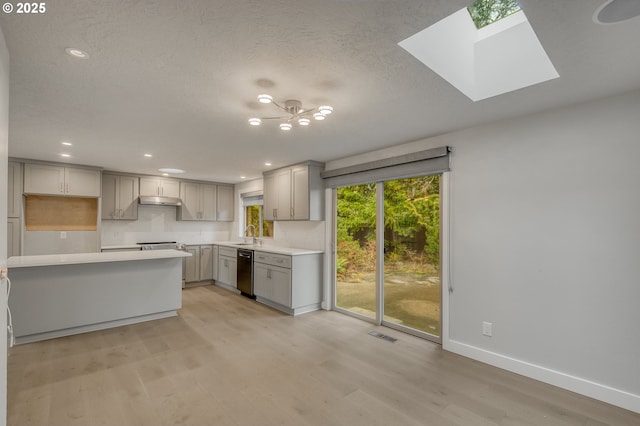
[
  {"left": 467, "top": 0, "right": 521, "bottom": 29},
  {"left": 398, "top": 2, "right": 559, "bottom": 102}
]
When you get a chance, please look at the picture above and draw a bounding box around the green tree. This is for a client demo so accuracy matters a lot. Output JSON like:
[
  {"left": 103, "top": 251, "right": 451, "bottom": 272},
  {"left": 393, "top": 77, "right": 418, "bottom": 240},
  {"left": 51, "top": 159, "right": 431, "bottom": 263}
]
[{"left": 467, "top": 0, "right": 520, "bottom": 29}]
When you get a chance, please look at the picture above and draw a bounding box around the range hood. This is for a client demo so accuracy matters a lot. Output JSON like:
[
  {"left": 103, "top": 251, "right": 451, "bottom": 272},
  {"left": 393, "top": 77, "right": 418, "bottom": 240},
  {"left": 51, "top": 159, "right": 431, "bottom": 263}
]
[{"left": 138, "top": 195, "right": 183, "bottom": 206}]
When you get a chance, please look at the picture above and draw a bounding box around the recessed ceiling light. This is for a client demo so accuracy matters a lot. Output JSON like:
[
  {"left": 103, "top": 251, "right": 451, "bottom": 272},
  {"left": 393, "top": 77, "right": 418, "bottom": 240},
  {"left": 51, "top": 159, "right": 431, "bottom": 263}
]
[
  {"left": 65, "top": 47, "right": 89, "bottom": 59},
  {"left": 162, "top": 173, "right": 169, "bottom": 177},
  {"left": 594, "top": 0, "right": 640, "bottom": 24},
  {"left": 158, "top": 168, "right": 185, "bottom": 174},
  {"left": 144, "top": 153, "right": 153, "bottom": 158},
  {"left": 240, "top": 176, "right": 246, "bottom": 179},
  {"left": 264, "top": 162, "right": 272, "bottom": 166},
  {"left": 60, "top": 153, "right": 71, "bottom": 158},
  {"left": 61, "top": 141, "right": 72, "bottom": 146}
]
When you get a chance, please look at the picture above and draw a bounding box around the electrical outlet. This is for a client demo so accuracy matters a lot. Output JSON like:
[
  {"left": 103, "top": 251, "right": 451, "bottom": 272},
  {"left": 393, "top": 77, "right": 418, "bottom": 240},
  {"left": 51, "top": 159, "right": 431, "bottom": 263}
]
[
  {"left": 60, "top": 231, "right": 67, "bottom": 239},
  {"left": 482, "top": 321, "right": 493, "bottom": 337}
]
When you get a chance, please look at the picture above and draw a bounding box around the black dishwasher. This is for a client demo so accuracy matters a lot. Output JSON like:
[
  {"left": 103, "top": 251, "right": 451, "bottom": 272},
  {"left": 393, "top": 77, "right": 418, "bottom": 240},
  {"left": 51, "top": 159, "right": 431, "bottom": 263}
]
[{"left": 237, "top": 249, "right": 255, "bottom": 298}]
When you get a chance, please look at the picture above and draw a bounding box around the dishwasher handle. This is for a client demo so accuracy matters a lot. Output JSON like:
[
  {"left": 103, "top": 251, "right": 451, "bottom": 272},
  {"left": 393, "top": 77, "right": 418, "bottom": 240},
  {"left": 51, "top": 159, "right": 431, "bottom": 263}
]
[{"left": 238, "top": 252, "right": 252, "bottom": 259}]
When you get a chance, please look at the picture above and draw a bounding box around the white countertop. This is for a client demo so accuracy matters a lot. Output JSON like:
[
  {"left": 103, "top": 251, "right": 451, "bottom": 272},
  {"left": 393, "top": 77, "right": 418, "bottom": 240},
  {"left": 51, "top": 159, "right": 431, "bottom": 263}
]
[
  {"left": 100, "top": 241, "right": 323, "bottom": 256},
  {"left": 8, "top": 249, "right": 191, "bottom": 268},
  {"left": 216, "top": 242, "right": 323, "bottom": 256}
]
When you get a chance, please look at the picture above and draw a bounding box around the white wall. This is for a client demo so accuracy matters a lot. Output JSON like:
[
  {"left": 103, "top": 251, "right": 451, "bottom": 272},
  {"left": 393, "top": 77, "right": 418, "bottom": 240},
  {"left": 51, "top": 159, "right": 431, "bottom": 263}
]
[
  {"left": 0, "top": 23, "right": 9, "bottom": 426},
  {"left": 325, "top": 89, "right": 640, "bottom": 413},
  {"left": 234, "top": 178, "right": 325, "bottom": 250},
  {"left": 101, "top": 205, "right": 233, "bottom": 245}
]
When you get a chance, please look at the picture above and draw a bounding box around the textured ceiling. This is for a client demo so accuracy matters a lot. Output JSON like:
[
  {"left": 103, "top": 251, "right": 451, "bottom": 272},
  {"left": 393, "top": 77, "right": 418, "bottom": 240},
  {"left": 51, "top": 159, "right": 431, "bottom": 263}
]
[{"left": 1, "top": 0, "right": 639, "bottom": 182}]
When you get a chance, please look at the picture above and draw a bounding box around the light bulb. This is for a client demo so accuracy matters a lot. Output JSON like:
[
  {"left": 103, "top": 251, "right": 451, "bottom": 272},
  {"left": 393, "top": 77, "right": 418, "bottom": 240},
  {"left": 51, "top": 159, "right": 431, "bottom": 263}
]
[
  {"left": 298, "top": 118, "right": 310, "bottom": 126},
  {"left": 319, "top": 105, "right": 333, "bottom": 115},
  {"left": 248, "top": 118, "right": 262, "bottom": 126},
  {"left": 280, "top": 123, "right": 292, "bottom": 130},
  {"left": 257, "top": 94, "right": 273, "bottom": 104},
  {"left": 313, "top": 112, "right": 325, "bottom": 121}
]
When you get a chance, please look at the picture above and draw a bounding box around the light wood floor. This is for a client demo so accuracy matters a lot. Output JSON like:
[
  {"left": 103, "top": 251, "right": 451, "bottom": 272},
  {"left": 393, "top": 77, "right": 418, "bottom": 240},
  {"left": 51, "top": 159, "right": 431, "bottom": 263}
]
[{"left": 7, "top": 285, "right": 640, "bottom": 425}]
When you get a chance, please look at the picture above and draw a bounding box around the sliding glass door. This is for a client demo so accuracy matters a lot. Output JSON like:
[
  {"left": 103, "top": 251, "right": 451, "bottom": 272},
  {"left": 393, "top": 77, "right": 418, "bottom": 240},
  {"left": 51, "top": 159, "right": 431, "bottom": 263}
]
[
  {"left": 382, "top": 176, "right": 441, "bottom": 338},
  {"left": 335, "top": 183, "right": 377, "bottom": 320},
  {"left": 334, "top": 175, "right": 441, "bottom": 341}
]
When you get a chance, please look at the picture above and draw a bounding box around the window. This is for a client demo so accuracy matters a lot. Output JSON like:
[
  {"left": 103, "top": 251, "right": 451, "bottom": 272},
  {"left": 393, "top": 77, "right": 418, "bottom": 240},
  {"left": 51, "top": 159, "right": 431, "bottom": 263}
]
[
  {"left": 467, "top": 0, "right": 521, "bottom": 29},
  {"left": 242, "top": 193, "right": 273, "bottom": 238}
]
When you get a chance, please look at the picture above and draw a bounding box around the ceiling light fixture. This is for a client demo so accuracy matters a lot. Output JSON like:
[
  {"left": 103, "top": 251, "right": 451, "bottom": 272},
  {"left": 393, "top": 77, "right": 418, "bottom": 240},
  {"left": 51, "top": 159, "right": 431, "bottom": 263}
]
[
  {"left": 65, "top": 47, "right": 89, "bottom": 59},
  {"left": 61, "top": 141, "right": 72, "bottom": 146},
  {"left": 60, "top": 153, "right": 71, "bottom": 158},
  {"left": 158, "top": 168, "right": 185, "bottom": 174},
  {"left": 144, "top": 153, "right": 153, "bottom": 158},
  {"left": 265, "top": 162, "right": 272, "bottom": 166},
  {"left": 248, "top": 95, "right": 334, "bottom": 131}
]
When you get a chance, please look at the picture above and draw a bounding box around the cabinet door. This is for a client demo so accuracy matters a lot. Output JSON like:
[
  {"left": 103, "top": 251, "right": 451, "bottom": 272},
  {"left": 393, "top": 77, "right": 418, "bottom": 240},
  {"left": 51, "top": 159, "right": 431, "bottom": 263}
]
[
  {"left": 269, "top": 266, "right": 291, "bottom": 306},
  {"left": 217, "top": 256, "right": 229, "bottom": 285},
  {"left": 8, "top": 162, "right": 22, "bottom": 218},
  {"left": 178, "top": 182, "right": 200, "bottom": 220},
  {"left": 216, "top": 185, "right": 233, "bottom": 221},
  {"left": 253, "top": 263, "right": 270, "bottom": 299},
  {"left": 200, "top": 184, "right": 218, "bottom": 221},
  {"left": 24, "top": 163, "right": 65, "bottom": 195},
  {"left": 65, "top": 167, "right": 101, "bottom": 197},
  {"left": 160, "top": 179, "right": 180, "bottom": 198},
  {"left": 200, "top": 245, "right": 214, "bottom": 280},
  {"left": 139, "top": 177, "right": 160, "bottom": 196},
  {"left": 184, "top": 246, "right": 200, "bottom": 282},
  {"left": 291, "top": 166, "right": 309, "bottom": 220},
  {"left": 276, "top": 169, "right": 292, "bottom": 220},
  {"left": 118, "top": 175, "right": 139, "bottom": 220},
  {"left": 227, "top": 258, "right": 238, "bottom": 288},
  {"left": 7, "top": 218, "right": 20, "bottom": 257},
  {"left": 263, "top": 173, "right": 277, "bottom": 221},
  {"left": 254, "top": 263, "right": 291, "bottom": 306},
  {"left": 212, "top": 246, "right": 219, "bottom": 281},
  {"left": 101, "top": 174, "right": 119, "bottom": 219}
]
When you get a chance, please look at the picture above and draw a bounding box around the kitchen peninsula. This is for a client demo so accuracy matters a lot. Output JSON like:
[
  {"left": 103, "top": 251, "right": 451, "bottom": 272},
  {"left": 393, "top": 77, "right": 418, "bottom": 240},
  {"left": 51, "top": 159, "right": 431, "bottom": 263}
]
[{"left": 7, "top": 249, "right": 191, "bottom": 344}]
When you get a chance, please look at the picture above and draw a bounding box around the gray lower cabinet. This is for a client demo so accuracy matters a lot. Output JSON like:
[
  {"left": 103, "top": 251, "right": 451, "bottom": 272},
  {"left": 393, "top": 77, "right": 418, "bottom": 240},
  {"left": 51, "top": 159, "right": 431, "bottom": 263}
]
[
  {"left": 217, "top": 247, "right": 237, "bottom": 289},
  {"left": 253, "top": 251, "right": 322, "bottom": 315},
  {"left": 184, "top": 245, "right": 214, "bottom": 286},
  {"left": 7, "top": 218, "right": 20, "bottom": 257}
]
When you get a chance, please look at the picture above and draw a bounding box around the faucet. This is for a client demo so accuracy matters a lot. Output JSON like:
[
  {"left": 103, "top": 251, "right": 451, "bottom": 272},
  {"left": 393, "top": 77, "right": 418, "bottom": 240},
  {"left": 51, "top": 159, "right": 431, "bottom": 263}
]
[{"left": 244, "top": 224, "right": 257, "bottom": 244}]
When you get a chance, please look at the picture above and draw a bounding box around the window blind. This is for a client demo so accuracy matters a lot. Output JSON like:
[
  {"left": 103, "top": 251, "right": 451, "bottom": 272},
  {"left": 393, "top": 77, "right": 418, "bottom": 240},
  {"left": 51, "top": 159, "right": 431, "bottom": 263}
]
[{"left": 321, "top": 146, "right": 450, "bottom": 188}]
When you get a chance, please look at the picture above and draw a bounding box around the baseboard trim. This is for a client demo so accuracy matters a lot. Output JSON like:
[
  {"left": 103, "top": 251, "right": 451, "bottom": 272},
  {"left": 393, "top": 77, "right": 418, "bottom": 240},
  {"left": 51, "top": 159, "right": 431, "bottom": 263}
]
[
  {"left": 444, "top": 339, "right": 640, "bottom": 414},
  {"left": 14, "top": 311, "right": 178, "bottom": 345}
]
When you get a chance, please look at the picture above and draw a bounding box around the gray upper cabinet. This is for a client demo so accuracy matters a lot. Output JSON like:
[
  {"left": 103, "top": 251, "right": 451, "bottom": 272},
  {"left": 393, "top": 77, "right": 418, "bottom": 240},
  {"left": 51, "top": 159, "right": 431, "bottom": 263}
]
[
  {"left": 24, "top": 163, "right": 101, "bottom": 197},
  {"left": 177, "top": 182, "right": 233, "bottom": 222},
  {"left": 102, "top": 174, "right": 139, "bottom": 220},
  {"left": 8, "top": 161, "right": 22, "bottom": 218},
  {"left": 177, "top": 182, "right": 217, "bottom": 221},
  {"left": 263, "top": 161, "right": 324, "bottom": 221},
  {"left": 139, "top": 177, "right": 180, "bottom": 198},
  {"left": 216, "top": 185, "right": 234, "bottom": 222}
]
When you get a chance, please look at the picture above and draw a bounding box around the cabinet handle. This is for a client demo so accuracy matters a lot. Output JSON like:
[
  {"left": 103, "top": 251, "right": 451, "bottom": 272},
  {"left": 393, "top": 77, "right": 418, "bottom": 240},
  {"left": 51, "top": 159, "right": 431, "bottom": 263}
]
[
  {"left": 291, "top": 207, "right": 294, "bottom": 218},
  {"left": 267, "top": 269, "right": 271, "bottom": 279},
  {"left": 274, "top": 208, "right": 277, "bottom": 219},
  {"left": 60, "top": 183, "right": 64, "bottom": 193}
]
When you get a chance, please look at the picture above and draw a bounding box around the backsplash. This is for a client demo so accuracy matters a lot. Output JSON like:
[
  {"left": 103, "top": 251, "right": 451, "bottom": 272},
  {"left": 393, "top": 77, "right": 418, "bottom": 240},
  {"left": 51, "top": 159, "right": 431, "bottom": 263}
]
[
  {"left": 101, "top": 205, "right": 232, "bottom": 246},
  {"left": 271, "top": 221, "right": 325, "bottom": 251}
]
